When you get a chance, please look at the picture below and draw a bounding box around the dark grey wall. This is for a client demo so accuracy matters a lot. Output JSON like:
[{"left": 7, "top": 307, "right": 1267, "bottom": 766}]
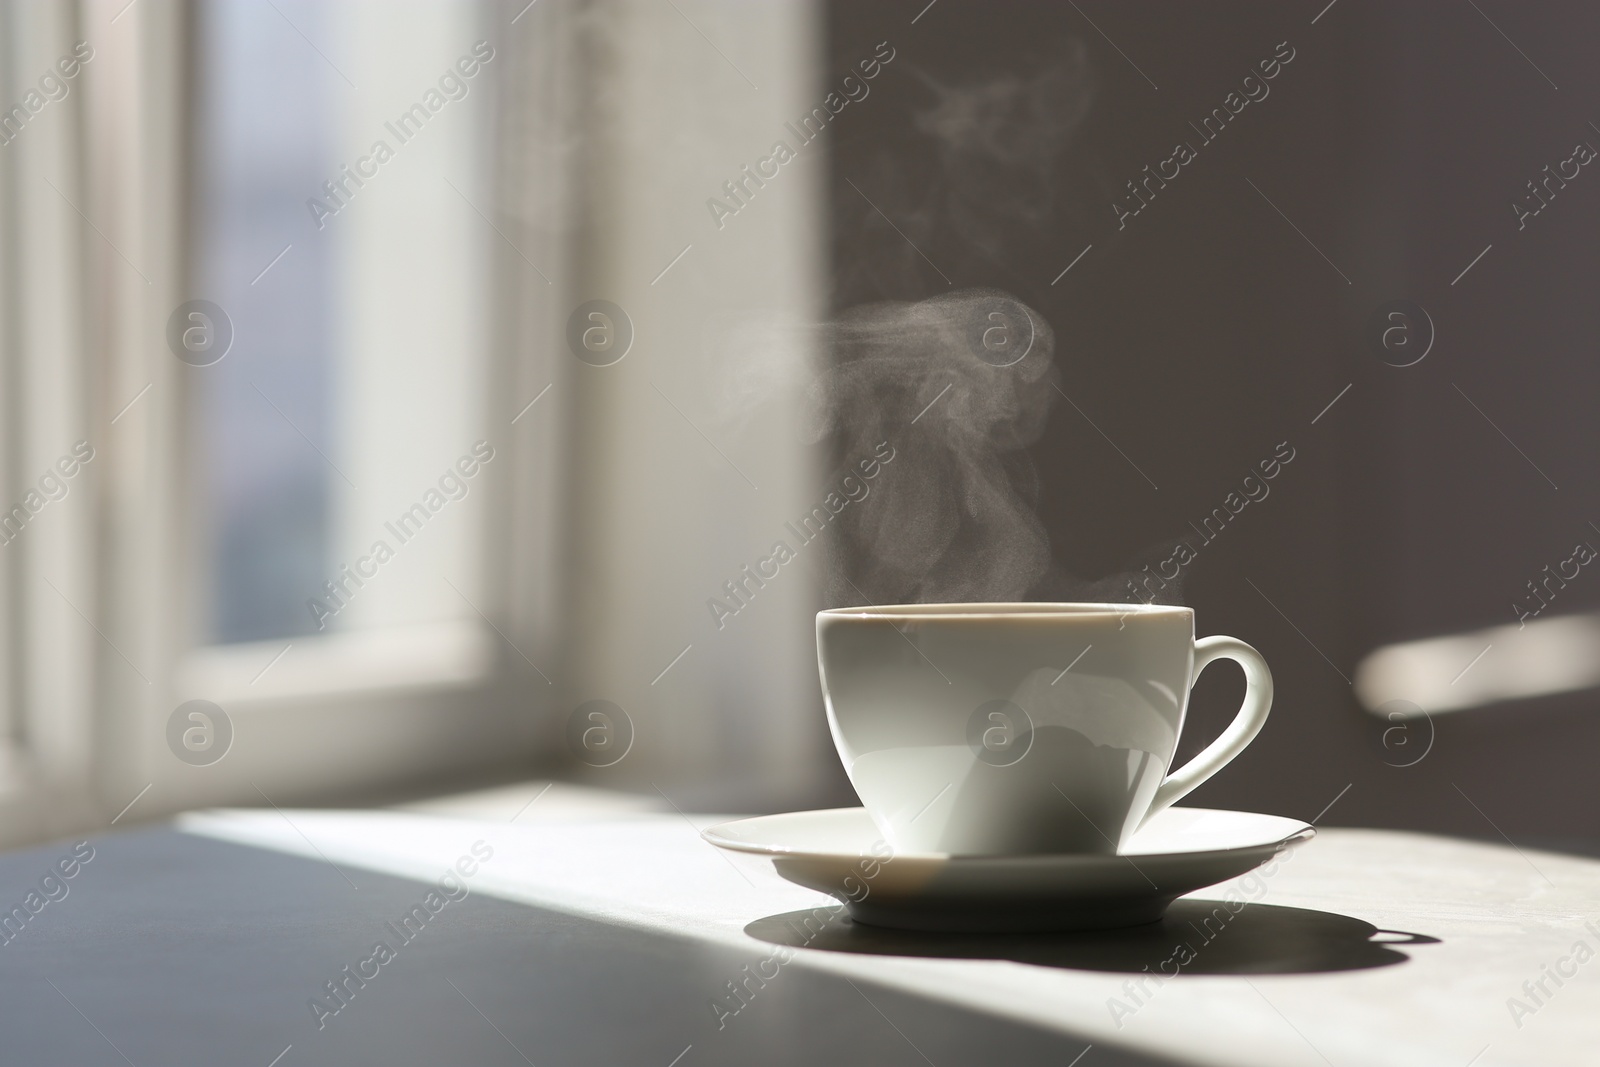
[{"left": 824, "top": 0, "right": 1600, "bottom": 846}]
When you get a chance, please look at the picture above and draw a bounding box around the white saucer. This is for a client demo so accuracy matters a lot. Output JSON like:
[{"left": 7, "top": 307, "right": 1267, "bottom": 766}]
[{"left": 703, "top": 806, "right": 1314, "bottom": 933}]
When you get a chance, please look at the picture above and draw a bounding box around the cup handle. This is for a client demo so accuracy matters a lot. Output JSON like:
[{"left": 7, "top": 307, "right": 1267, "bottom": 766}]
[{"left": 1144, "top": 635, "right": 1273, "bottom": 820}]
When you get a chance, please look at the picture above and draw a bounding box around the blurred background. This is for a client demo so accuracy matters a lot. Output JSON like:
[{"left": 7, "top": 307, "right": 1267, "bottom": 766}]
[{"left": 1, "top": 0, "right": 1597, "bottom": 855}]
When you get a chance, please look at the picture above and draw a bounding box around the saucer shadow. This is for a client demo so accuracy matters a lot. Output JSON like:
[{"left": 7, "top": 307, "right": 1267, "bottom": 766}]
[{"left": 745, "top": 900, "right": 1440, "bottom": 976}]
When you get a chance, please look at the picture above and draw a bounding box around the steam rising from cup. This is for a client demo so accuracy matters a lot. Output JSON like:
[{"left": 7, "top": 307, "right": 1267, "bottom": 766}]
[
  {"left": 817, "top": 288, "right": 1059, "bottom": 604},
  {"left": 702, "top": 40, "right": 1185, "bottom": 608}
]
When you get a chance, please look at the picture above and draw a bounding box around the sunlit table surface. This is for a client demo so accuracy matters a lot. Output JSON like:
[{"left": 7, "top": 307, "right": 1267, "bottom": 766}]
[{"left": 2, "top": 782, "right": 1592, "bottom": 1066}]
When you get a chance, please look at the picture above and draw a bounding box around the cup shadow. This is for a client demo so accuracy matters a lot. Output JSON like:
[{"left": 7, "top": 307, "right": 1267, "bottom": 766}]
[{"left": 745, "top": 900, "right": 1440, "bottom": 975}]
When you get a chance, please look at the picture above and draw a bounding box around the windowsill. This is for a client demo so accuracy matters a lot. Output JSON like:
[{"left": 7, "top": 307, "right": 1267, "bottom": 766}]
[{"left": 178, "top": 618, "right": 494, "bottom": 706}]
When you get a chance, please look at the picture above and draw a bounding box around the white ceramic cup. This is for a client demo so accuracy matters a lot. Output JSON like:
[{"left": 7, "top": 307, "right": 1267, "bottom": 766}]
[{"left": 816, "top": 603, "right": 1273, "bottom": 856}]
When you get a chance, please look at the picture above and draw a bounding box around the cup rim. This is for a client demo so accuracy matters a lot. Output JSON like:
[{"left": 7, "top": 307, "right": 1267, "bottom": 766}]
[{"left": 817, "top": 601, "right": 1192, "bottom": 620}]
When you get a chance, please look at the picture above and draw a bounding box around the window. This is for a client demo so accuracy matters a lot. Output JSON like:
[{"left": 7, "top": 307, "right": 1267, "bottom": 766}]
[
  {"left": 191, "top": 0, "right": 340, "bottom": 646},
  {"left": 163, "top": 0, "right": 545, "bottom": 811},
  {"left": 182, "top": 0, "right": 503, "bottom": 708}
]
